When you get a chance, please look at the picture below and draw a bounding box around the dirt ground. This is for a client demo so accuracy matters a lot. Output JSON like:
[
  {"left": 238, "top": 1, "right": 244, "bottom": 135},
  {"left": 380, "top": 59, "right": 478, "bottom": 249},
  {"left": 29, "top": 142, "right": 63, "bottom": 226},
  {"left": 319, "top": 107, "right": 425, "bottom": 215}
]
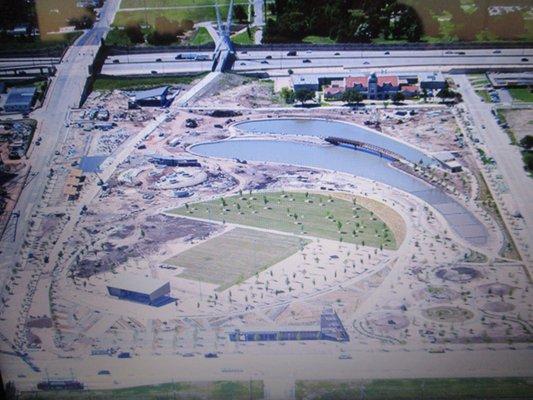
[{"left": 500, "top": 108, "right": 533, "bottom": 142}]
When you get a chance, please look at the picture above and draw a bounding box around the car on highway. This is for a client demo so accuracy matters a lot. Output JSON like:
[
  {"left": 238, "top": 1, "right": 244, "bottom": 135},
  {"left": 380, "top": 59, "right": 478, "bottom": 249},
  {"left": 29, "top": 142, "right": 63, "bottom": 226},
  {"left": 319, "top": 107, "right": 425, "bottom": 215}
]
[
  {"left": 265, "top": 55, "right": 272, "bottom": 59},
  {"left": 182, "top": 353, "right": 195, "bottom": 357},
  {"left": 493, "top": 50, "right": 501, "bottom": 54},
  {"left": 363, "top": 61, "right": 369, "bottom": 65},
  {"left": 384, "top": 51, "right": 390, "bottom": 55},
  {"left": 240, "top": 62, "right": 246, "bottom": 65},
  {"left": 112, "top": 59, "right": 119, "bottom": 63},
  {"left": 521, "top": 57, "right": 529, "bottom": 62},
  {"left": 151, "top": 70, "right": 158, "bottom": 74},
  {"left": 97, "top": 370, "right": 111, "bottom": 375},
  {"left": 287, "top": 50, "right": 297, "bottom": 56},
  {"left": 334, "top": 52, "right": 340, "bottom": 56},
  {"left": 156, "top": 58, "right": 162, "bottom": 62},
  {"left": 302, "top": 59, "right": 311, "bottom": 63},
  {"left": 445, "top": 51, "right": 453, "bottom": 54},
  {"left": 204, "top": 352, "right": 218, "bottom": 358},
  {"left": 339, "top": 354, "right": 352, "bottom": 359},
  {"left": 260, "top": 60, "right": 269, "bottom": 64},
  {"left": 457, "top": 51, "right": 466, "bottom": 55}
]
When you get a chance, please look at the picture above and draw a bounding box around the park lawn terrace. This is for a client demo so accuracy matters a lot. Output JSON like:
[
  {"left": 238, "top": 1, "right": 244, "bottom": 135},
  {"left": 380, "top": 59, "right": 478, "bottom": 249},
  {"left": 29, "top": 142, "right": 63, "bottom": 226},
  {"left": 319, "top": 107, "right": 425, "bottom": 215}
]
[
  {"left": 166, "top": 227, "right": 309, "bottom": 291},
  {"left": 170, "top": 191, "right": 397, "bottom": 249}
]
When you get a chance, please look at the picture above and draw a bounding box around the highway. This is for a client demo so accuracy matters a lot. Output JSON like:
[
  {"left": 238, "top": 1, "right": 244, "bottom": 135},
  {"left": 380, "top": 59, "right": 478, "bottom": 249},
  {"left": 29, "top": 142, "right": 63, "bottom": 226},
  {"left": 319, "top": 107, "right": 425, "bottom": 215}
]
[{"left": 100, "top": 48, "right": 533, "bottom": 76}]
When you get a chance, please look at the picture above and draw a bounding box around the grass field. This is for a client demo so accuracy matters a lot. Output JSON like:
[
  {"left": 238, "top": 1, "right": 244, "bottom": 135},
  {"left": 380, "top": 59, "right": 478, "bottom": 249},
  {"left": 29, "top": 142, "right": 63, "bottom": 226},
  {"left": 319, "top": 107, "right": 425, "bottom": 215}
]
[
  {"left": 113, "top": 5, "right": 233, "bottom": 27},
  {"left": 189, "top": 26, "right": 214, "bottom": 45},
  {"left": 509, "top": 88, "right": 533, "bottom": 103},
  {"left": 170, "top": 191, "right": 396, "bottom": 249},
  {"left": 120, "top": 0, "right": 236, "bottom": 9},
  {"left": 295, "top": 377, "right": 533, "bottom": 400},
  {"left": 231, "top": 27, "right": 256, "bottom": 45},
  {"left": 303, "top": 35, "right": 335, "bottom": 44},
  {"left": 167, "top": 227, "right": 308, "bottom": 290},
  {"left": 93, "top": 74, "right": 205, "bottom": 91},
  {"left": 21, "top": 380, "right": 263, "bottom": 400}
]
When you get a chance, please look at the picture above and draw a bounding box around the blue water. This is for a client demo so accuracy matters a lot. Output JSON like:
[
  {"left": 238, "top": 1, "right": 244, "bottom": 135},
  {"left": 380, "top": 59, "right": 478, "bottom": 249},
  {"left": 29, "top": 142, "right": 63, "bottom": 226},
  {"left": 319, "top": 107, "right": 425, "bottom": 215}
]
[
  {"left": 235, "top": 118, "right": 435, "bottom": 166},
  {"left": 193, "top": 139, "right": 488, "bottom": 246}
]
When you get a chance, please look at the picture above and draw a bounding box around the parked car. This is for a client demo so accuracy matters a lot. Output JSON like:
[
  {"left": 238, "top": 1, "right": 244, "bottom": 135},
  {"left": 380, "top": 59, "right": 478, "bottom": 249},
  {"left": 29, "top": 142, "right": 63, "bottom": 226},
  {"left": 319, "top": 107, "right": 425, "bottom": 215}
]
[
  {"left": 493, "top": 50, "right": 501, "bottom": 54},
  {"left": 204, "top": 352, "right": 218, "bottom": 358},
  {"left": 286, "top": 50, "right": 297, "bottom": 56},
  {"left": 260, "top": 60, "right": 269, "bottom": 64},
  {"left": 303, "top": 59, "right": 311, "bottom": 63},
  {"left": 112, "top": 59, "right": 119, "bottom": 63},
  {"left": 97, "top": 370, "right": 111, "bottom": 375},
  {"left": 384, "top": 51, "right": 390, "bottom": 55}
]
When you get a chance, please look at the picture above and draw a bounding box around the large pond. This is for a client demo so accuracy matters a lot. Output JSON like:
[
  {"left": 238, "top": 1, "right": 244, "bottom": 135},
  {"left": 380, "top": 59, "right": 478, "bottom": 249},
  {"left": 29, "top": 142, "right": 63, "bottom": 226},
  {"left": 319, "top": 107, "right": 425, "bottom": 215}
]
[
  {"left": 234, "top": 118, "right": 435, "bottom": 166},
  {"left": 193, "top": 138, "right": 488, "bottom": 246}
]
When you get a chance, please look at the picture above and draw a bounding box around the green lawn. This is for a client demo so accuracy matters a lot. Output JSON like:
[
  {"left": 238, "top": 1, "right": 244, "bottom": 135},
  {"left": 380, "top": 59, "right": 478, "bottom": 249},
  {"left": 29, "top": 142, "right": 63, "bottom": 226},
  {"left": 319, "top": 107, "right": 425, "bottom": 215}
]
[
  {"left": 231, "top": 27, "right": 257, "bottom": 45},
  {"left": 303, "top": 35, "right": 335, "bottom": 44},
  {"left": 169, "top": 191, "right": 396, "bottom": 249},
  {"left": 166, "top": 227, "right": 308, "bottom": 290},
  {"left": 120, "top": 0, "right": 235, "bottom": 8},
  {"left": 475, "top": 89, "right": 492, "bottom": 103},
  {"left": 93, "top": 74, "right": 206, "bottom": 91},
  {"left": 296, "top": 377, "right": 533, "bottom": 400},
  {"left": 509, "top": 88, "right": 533, "bottom": 103},
  {"left": 189, "top": 26, "right": 214, "bottom": 45},
  {"left": 21, "top": 380, "right": 263, "bottom": 400},
  {"left": 113, "top": 6, "right": 231, "bottom": 26}
]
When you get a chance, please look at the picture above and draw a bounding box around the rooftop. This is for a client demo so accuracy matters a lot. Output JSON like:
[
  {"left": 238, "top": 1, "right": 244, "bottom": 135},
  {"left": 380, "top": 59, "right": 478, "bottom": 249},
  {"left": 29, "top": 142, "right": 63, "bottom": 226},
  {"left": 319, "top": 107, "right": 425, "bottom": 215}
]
[
  {"left": 5, "top": 86, "right": 37, "bottom": 107},
  {"left": 131, "top": 86, "right": 169, "bottom": 101},
  {"left": 107, "top": 273, "right": 169, "bottom": 294}
]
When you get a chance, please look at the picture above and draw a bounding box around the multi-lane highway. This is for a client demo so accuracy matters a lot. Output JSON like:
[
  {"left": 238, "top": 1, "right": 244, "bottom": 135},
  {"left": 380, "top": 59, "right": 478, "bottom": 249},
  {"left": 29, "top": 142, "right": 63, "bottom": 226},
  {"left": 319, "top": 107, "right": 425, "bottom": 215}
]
[{"left": 100, "top": 47, "right": 533, "bottom": 76}]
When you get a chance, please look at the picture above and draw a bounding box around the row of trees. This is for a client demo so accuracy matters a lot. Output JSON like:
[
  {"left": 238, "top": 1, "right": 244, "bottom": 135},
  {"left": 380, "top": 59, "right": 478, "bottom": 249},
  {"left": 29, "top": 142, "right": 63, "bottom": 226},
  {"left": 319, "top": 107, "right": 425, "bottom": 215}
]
[
  {"left": 281, "top": 87, "right": 411, "bottom": 105},
  {"left": 117, "top": 17, "right": 195, "bottom": 45},
  {"left": 264, "top": 0, "right": 423, "bottom": 43}
]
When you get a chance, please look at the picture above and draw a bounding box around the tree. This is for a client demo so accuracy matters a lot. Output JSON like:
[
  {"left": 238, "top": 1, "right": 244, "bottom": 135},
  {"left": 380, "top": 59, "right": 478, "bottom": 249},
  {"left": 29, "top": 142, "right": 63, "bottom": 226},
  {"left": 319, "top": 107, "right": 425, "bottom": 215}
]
[
  {"left": 181, "top": 19, "right": 194, "bottom": 31},
  {"left": 147, "top": 16, "right": 182, "bottom": 45},
  {"left": 280, "top": 87, "right": 295, "bottom": 104},
  {"left": 234, "top": 4, "right": 248, "bottom": 23},
  {"left": 520, "top": 135, "right": 533, "bottom": 150},
  {"left": 125, "top": 22, "right": 144, "bottom": 44},
  {"left": 392, "top": 92, "right": 405, "bottom": 104},
  {"left": 294, "top": 89, "right": 315, "bottom": 104},
  {"left": 436, "top": 87, "right": 457, "bottom": 103},
  {"left": 341, "top": 89, "right": 363, "bottom": 105}
]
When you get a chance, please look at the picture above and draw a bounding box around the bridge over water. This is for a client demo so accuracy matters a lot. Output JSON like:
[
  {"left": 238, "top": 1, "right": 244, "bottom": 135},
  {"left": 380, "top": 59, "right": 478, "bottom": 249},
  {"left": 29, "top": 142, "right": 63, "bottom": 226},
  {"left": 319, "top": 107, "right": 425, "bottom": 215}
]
[{"left": 325, "top": 136, "right": 405, "bottom": 162}]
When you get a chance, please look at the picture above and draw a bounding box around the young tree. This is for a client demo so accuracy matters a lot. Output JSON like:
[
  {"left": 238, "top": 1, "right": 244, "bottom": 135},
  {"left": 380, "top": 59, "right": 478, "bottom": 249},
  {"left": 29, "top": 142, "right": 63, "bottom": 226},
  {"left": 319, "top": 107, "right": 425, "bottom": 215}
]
[
  {"left": 392, "top": 92, "right": 405, "bottom": 104},
  {"left": 342, "top": 89, "right": 364, "bottom": 105},
  {"left": 234, "top": 4, "right": 248, "bottom": 23},
  {"left": 294, "top": 89, "right": 315, "bottom": 104},
  {"left": 280, "top": 87, "right": 295, "bottom": 104}
]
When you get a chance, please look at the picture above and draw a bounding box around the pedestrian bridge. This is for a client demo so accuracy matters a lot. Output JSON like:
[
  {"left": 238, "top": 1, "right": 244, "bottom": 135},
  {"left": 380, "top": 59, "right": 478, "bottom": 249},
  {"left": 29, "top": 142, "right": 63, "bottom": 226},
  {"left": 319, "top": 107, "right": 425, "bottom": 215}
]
[{"left": 325, "top": 136, "right": 404, "bottom": 162}]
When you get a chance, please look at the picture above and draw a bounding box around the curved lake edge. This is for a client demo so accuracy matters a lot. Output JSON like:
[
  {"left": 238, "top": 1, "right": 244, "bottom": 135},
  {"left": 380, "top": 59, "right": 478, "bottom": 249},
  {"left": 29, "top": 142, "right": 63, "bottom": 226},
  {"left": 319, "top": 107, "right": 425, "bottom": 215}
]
[
  {"left": 188, "top": 137, "right": 489, "bottom": 247},
  {"left": 232, "top": 117, "right": 436, "bottom": 166}
]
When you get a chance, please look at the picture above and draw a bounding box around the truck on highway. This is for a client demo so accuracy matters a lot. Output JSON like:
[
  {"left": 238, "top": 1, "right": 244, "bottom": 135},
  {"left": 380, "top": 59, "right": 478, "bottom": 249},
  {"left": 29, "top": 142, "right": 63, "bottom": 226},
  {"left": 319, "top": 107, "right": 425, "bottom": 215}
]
[{"left": 175, "top": 53, "right": 210, "bottom": 61}]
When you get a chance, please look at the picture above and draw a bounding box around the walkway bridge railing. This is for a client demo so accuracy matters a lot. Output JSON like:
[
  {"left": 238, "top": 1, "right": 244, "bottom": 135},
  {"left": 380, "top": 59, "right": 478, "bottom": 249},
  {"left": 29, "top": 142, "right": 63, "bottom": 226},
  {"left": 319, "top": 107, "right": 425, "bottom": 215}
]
[{"left": 325, "top": 136, "right": 404, "bottom": 162}]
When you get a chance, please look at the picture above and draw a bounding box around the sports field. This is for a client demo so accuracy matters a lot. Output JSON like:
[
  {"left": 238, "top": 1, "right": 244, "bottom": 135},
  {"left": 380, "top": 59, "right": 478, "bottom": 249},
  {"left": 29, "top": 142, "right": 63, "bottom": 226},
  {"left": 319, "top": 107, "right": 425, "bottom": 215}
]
[
  {"left": 169, "top": 191, "right": 397, "bottom": 249},
  {"left": 20, "top": 380, "right": 263, "bottom": 400},
  {"left": 295, "top": 377, "right": 533, "bottom": 400},
  {"left": 167, "top": 227, "right": 308, "bottom": 290}
]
